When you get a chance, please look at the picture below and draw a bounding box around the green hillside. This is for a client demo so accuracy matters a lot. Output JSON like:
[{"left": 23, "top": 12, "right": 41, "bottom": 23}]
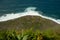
[
  {"left": 0, "top": 15, "right": 60, "bottom": 31},
  {"left": 0, "top": 15, "right": 60, "bottom": 40}
]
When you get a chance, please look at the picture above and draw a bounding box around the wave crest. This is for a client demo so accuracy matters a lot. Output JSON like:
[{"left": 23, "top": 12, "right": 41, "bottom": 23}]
[{"left": 0, "top": 7, "right": 60, "bottom": 24}]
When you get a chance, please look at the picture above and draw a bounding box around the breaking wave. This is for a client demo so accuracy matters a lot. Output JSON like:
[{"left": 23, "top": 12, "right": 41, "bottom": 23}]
[{"left": 0, "top": 7, "right": 60, "bottom": 24}]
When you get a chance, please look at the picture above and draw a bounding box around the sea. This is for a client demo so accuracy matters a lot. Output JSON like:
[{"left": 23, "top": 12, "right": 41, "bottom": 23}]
[{"left": 0, "top": 0, "right": 60, "bottom": 24}]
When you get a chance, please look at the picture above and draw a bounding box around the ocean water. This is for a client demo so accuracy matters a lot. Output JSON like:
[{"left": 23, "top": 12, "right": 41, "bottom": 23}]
[{"left": 0, "top": 0, "right": 60, "bottom": 24}]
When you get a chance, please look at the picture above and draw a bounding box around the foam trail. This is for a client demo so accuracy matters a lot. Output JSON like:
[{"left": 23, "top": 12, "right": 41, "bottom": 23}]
[{"left": 0, "top": 7, "right": 60, "bottom": 24}]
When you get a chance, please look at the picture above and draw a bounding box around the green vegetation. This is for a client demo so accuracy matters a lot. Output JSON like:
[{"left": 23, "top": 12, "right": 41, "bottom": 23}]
[
  {"left": 0, "top": 29, "right": 60, "bottom": 40},
  {"left": 0, "top": 16, "right": 60, "bottom": 40}
]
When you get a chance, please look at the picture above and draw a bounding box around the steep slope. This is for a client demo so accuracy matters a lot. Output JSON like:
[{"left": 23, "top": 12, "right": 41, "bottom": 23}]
[{"left": 0, "top": 15, "right": 60, "bottom": 31}]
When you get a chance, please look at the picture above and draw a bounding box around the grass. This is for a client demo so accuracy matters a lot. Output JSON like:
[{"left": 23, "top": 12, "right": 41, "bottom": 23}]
[
  {"left": 0, "top": 29, "right": 60, "bottom": 40},
  {"left": 0, "top": 16, "right": 60, "bottom": 40}
]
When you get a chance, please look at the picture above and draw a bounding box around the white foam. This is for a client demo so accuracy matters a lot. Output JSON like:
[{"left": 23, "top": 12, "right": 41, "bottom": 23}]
[{"left": 0, "top": 7, "right": 60, "bottom": 24}]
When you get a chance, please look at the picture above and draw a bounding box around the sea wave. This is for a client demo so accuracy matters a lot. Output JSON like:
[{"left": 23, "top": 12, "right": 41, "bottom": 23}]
[{"left": 0, "top": 7, "right": 60, "bottom": 24}]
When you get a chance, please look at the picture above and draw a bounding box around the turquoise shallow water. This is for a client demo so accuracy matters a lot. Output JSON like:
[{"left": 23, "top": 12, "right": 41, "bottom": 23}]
[{"left": 0, "top": 0, "right": 60, "bottom": 19}]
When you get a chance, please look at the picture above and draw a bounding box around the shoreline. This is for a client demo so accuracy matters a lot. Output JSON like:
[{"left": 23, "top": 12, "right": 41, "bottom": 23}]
[{"left": 0, "top": 7, "right": 60, "bottom": 24}]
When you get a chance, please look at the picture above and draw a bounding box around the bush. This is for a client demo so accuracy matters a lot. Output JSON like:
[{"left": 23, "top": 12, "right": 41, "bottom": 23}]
[{"left": 0, "top": 29, "right": 60, "bottom": 40}]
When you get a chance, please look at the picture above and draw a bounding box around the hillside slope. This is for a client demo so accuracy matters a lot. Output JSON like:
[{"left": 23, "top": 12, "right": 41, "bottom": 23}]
[{"left": 0, "top": 15, "right": 60, "bottom": 31}]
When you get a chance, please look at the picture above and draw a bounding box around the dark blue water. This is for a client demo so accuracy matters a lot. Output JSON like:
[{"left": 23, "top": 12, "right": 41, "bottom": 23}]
[{"left": 0, "top": 0, "right": 60, "bottom": 19}]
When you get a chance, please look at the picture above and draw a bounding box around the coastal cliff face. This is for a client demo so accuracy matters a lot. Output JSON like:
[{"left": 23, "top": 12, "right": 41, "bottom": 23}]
[{"left": 0, "top": 15, "right": 60, "bottom": 31}]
